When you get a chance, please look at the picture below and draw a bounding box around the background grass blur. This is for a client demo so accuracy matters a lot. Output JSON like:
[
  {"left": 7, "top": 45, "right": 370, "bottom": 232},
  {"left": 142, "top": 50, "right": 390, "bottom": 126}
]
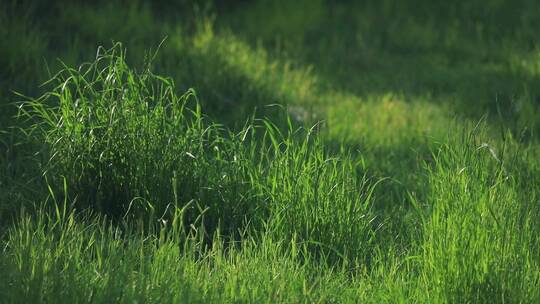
[{"left": 1, "top": 0, "right": 540, "bottom": 302}]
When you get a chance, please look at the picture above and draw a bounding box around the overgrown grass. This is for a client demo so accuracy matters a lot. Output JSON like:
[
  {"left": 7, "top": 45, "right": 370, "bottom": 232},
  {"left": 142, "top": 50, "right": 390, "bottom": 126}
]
[
  {"left": 1, "top": 0, "right": 540, "bottom": 302},
  {"left": 414, "top": 128, "right": 540, "bottom": 302},
  {"left": 16, "top": 45, "right": 378, "bottom": 266}
]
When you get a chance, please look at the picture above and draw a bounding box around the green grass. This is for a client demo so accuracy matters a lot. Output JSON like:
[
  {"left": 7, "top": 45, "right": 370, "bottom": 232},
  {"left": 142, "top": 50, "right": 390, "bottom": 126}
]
[{"left": 1, "top": 0, "right": 540, "bottom": 303}]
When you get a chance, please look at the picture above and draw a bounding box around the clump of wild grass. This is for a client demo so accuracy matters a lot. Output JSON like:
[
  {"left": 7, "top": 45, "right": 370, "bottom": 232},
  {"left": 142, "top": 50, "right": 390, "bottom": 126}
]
[
  {"left": 19, "top": 44, "right": 257, "bottom": 234},
  {"left": 411, "top": 128, "right": 540, "bottom": 302},
  {"left": 18, "top": 44, "right": 378, "bottom": 265}
]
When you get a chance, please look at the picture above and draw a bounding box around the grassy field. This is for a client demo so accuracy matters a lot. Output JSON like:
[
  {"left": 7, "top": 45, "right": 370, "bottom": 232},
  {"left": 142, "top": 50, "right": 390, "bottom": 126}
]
[{"left": 1, "top": 0, "right": 540, "bottom": 302}]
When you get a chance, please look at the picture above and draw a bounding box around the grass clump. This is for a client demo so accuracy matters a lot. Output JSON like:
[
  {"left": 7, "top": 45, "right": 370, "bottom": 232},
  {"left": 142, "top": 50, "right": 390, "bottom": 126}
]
[
  {"left": 254, "top": 121, "right": 378, "bottom": 265},
  {"left": 17, "top": 45, "right": 378, "bottom": 267},
  {"left": 413, "top": 128, "right": 540, "bottom": 302},
  {"left": 19, "top": 44, "right": 257, "bottom": 234}
]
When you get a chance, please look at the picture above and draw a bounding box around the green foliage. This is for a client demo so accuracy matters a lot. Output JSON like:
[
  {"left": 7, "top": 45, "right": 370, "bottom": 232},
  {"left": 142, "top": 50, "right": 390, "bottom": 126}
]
[
  {"left": 18, "top": 46, "right": 377, "bottom": 265},
  {"left": 0, "top": 203, "right": 360, "bottom": 303},
  {"left": 1, "top": 0, "right": 540, "bottom": 302},
  {"left": 413, "top": 129, "right": 540, "bottom": 302},
  {"left": 159, "top": 21, "right": 319, "bottom": 127},
  {"left": 18, "top": 45, "right": 258, "bottom": 235}
]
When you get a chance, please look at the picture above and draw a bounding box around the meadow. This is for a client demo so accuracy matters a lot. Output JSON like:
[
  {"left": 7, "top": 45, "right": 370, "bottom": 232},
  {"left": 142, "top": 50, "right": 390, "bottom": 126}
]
[{"left": 1, "top": 0, "right": 540, "bottom": 302}]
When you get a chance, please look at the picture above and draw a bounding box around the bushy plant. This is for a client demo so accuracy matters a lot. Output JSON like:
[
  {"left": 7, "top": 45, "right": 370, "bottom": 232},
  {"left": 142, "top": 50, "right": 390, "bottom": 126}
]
[{"left": 19, "top": 45, "right": 257, "bottom": 235}]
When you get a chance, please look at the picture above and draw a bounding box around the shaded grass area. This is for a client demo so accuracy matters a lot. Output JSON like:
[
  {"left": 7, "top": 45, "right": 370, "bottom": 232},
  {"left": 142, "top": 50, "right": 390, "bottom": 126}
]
[
  {"left": 0, "top": 1, "right": 319, "bottom": 129},
  {"left": 224, "top": 0, "right": 540, "bottom": 137},
  {"left": 1, "top": 0, "right": 540, "bottom": 302}
]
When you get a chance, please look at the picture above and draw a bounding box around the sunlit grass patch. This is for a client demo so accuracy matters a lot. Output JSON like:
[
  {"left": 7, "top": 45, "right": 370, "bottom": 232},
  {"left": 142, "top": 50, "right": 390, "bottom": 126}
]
[
  {"left": 161, "top": 20, "right": 320, "bottom": 125},
  {"left": 326, "top": 93, "right": 451, "bottom": 147},
  {"left": 414, "top": 128, "right": 540, "bottom": 302}
]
